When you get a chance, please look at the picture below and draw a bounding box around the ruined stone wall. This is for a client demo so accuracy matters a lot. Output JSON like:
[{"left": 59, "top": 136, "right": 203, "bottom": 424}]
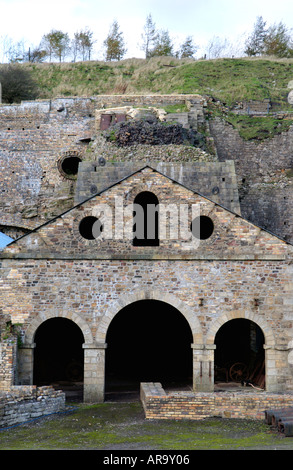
[
  {"left": 209, "top": 118, "right": 293, "bottom": 242},
  {"left": 0, "top": 98, "right": 96, "bottom": 236},
  {"left": 0, "top": 386, "right": 65, "bottom": 428}
]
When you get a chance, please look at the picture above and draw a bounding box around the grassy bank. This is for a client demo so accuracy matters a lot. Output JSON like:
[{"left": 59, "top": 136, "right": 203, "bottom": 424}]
[{"left": 20, "top": 56, "right": 293, "bottom": 110}]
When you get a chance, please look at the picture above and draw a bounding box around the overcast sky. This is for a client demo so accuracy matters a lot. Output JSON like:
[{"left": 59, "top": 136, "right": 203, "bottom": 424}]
[{"left": 1, "top": 0, "right": 293, "bottom": 59}]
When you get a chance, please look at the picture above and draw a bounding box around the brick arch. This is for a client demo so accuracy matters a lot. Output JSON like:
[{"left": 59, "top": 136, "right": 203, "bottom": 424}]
[
  {"left": 95, "top": 289, "right": 203, "bottom": 344},
  {"left": 23, "top": 310, "right": 93, "bottom": 346},
  {"left": 206, "top": 310, "right": 275, "bottom": 348}
]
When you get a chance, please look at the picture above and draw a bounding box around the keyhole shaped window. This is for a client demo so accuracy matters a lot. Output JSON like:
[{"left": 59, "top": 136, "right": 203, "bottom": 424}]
[{"left": 133, "top": 191, "right": 159, "bottom": 246}]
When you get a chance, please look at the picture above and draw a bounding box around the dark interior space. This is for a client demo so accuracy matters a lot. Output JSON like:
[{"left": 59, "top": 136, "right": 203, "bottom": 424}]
[
  {"left": 105, "top": 300, "right": 193, "bottom": 399},
  {"left": 33, "top": 318, "right": 84, "bottom": 400},
  {"left": 133, "top": 191, "right": 159, "bottom": 246},
  {"left": 214, "top": 318, "right": 265, "bottom": 387}
]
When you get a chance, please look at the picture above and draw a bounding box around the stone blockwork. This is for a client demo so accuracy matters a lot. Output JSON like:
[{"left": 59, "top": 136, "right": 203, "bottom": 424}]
[
  {"left": 209, "top": 117, "right": 293, "bottom": 242},
  {"left": 0, "top": 386, "right": 65, "bottom": 428},
  {"left": 75, "top": 160, "right": 241, "bottom": 215},
  {"left": 1, "top": 168, "right": 293, "bottom": 402},
  {"left": 0, "top": 98, "right": 96, "bottom": 236},
  {"left": 140, "top": 383, "right": 293, "bottom": 421}
]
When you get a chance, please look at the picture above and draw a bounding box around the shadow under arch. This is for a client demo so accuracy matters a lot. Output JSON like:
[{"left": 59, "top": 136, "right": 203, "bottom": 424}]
[
  {"left": 23, "top": 310, "right": 93, "bottom": 347},
  {"left": 104, "top": 298, "right": 194, "bottom": 397},
  {"left": 33, "top": 317, "right": 85, "bottom": 387},
  {"left": 207, "top": 311, "right": 275, "bottom": 389},
  {"left": 206, "top": 311, "right": 275, "bottom": 348},
  {"left": 95, "top": 290, "right": 203, "bottom": 345}
]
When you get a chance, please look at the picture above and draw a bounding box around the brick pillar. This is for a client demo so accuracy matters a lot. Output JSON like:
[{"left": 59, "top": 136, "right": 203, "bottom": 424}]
[
  {"left": 83, "top": 342, "right": 107, "bottom": 403},
  {"left": 192, "top": 344, "right": 215, "bottom": 392}
]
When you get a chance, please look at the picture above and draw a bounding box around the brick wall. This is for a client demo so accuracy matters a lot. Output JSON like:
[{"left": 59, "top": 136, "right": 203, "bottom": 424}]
[{"left": 140, "top": 383, "right": 293, "bottom": 420}]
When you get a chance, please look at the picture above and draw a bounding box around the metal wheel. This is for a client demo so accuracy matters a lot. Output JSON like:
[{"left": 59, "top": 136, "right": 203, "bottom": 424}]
[{"left": 229, "top": 362, "right": 249, "bottom": 382}]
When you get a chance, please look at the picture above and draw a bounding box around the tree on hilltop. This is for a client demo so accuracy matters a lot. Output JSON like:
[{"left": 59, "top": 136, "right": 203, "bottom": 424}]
[
  {"left": 178, "top": 36, "right": 197, "bottom": 58},
  {"left": 149, "top": 29, "right": 174, "bottom": 57},
  {"left": 140, "top": 14, "right": 158, "bottom": 58},
  {"left": 72, "top": 28, "right": 95, "bottom": 61},
  {"left": 263, "top": 22, "right": 293, "bottom": 58},
  {"left": 245, "top": 17, "right": 293, "bottom": 58},
  {"left": 103, "top": 20, "right": 127, "bottom": 61},
  {"left": 245, "top": 16, "right": 267, "bottom": 56},
  {"left": 41, "top": 30, "right": 71, "bottom": 62}
]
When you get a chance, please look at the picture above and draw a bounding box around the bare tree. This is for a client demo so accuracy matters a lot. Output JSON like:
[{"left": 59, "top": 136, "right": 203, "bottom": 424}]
[{"left": 207, "top": 36, "right": 229, "bottom": 59}]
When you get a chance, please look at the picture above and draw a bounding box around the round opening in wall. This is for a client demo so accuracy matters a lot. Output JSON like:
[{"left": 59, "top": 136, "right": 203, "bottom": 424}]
[
  {"left": 79, "top": 216, "right": 103, "bottom": 240},
  {"left": 59, "top": 155, "right": 82, "bottom": 178},
  {"left": 191, "top": 215, "right": 214, "bottom": 240}
]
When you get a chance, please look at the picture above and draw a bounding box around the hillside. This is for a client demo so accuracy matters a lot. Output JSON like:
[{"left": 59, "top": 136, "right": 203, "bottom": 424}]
[
  {"left": 21, "top": 56, "right": 293, "bottom": 109},
  {"left": 2, "top": 56, "right": 293, "bottom": 141}
]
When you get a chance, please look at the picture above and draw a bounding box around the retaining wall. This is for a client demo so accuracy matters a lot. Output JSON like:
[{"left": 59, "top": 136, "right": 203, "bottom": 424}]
[
  {"left": 140, "top": 383, "right": 293, "bottom": 420},
  {"left": 0, "top": 385, "right": 66, "bottom": 429}
]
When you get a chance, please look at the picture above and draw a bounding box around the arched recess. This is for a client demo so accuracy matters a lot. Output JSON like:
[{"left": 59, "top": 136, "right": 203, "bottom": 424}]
[
  {"left": 23, "top": 310, "right": 93, "bottom": 347},
  {"left": 18, "top": 311, "right": 93, "bottom": 398},
  {"left": 206, "top": 311, "right": 275, "bottom": 390},
  {"left": 105, "top": 299, "right": 194, "bottom": 394},
  {"left": 206, "top": 311, "right": 275, "bottom": 348},
  {"left": 33, "top": 318, "right": 85, "bottom": 388},
  {"left": 133, "top": 191, "right": 159, "bottom": 246},
  {"left": 95, "top": 290, "right": 203, "bottom": 345}
]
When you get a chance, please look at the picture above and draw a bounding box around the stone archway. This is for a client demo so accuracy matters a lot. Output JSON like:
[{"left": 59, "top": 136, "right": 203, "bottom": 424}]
[
  {"left": 206, "top": 311, "right": 281, "bottom": 392},
  {"left": 104, "top": 299, "right": 194, "bottom": 399},
  {"left": 92, "top": 290, "right": 206, "bottom": 402},
  {"left": 17, "top": 311, "right": 94, "bottom": 400}
]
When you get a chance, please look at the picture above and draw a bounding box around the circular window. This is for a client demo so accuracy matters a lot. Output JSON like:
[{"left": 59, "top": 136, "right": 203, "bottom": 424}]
[
  {"left": 191, "top": 215, "right": 214, "bottom": 240},
  {"left": 79, "top": 216, "right": 103, "bottom": 240},
  {"left": 61, "top": 156, "right": 81, "bottom": 177}
]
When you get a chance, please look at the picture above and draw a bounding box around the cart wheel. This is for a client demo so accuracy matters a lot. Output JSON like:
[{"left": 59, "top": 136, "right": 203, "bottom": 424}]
[{"left": 229, "top": 362, "right": 248, "bottom": 382}]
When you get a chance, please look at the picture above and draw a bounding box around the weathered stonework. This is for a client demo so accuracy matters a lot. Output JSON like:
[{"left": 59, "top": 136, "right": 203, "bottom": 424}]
[
  {"left": 1, "top": 94, "right": 293, "bottom": 419},
  {"left": 1, "top": 168, "right": 293, "bottom": 403}
]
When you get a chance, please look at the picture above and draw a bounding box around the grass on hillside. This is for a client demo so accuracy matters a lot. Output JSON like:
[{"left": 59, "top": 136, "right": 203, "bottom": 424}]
[{"left": 22, "top": 56, "right": 293, "bottom": 111}]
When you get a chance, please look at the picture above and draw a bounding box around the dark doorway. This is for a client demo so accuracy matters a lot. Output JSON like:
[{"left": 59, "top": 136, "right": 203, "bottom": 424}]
[
  {"left": 214, "top": 319, "right": 265, "bottom": 387},
  {"left": 133, "top": 191, "right": 159, "bottom": 246},
  {"left": 33, "top": 318, "right": 84, "bottom": 400},
  {"left": 105, "top": 300, "right": 193, "bottom": 399}
]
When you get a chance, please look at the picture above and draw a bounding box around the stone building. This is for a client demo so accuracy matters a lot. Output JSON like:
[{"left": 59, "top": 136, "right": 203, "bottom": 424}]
[{"left": 1, "top": 94, "right": 293, "bottom": 406}]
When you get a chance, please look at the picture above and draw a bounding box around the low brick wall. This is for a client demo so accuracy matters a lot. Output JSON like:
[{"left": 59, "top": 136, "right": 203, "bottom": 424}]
[
  {"left": 140, "top": 383, "right": 293, "bottom": 421},
  {"left": 0, "top": 385, "right": 66, "bottom": 429}
]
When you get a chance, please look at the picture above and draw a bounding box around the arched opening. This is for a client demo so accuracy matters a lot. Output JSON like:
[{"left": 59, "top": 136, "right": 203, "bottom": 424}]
[
  {"left": 33, "top": 318, "right": 84, "bottom": 401},
  {"left": 105, "top": 300, "right": 193, "bottom": 400},
  {"left": 133, "top": 191, "right": 159, "bottom": 246},
  {"left": 214, "top": 318, "right": 265, "bottom": 389}
]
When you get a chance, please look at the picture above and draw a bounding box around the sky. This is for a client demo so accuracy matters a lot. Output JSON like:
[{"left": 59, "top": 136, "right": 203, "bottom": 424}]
[{"left": 1, "top": 0, "right": 293, "bottom": 60}]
